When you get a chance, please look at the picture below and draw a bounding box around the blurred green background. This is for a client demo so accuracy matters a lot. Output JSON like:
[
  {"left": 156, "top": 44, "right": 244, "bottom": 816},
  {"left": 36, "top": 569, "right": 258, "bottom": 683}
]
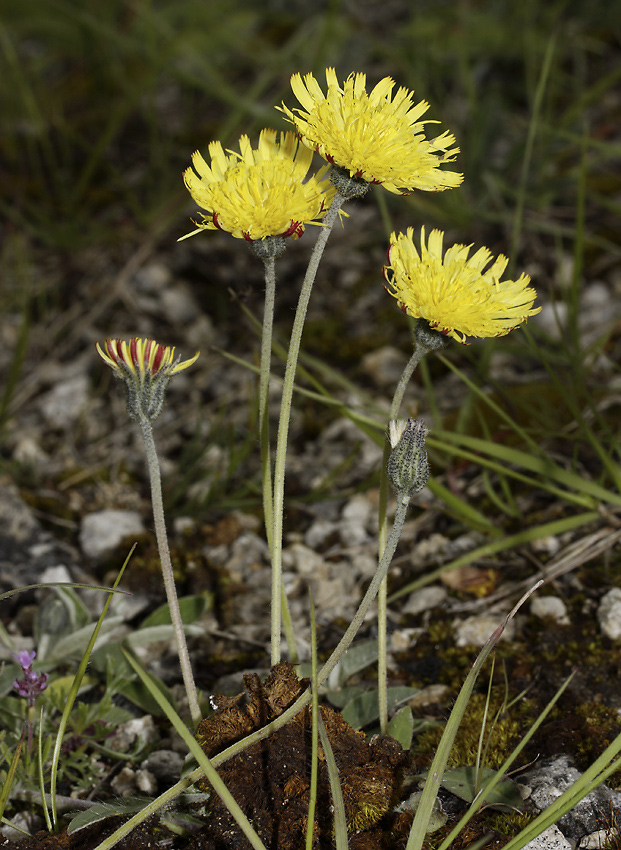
[{"left": 2, "top": 0, "right": 619, "bottom": 253}]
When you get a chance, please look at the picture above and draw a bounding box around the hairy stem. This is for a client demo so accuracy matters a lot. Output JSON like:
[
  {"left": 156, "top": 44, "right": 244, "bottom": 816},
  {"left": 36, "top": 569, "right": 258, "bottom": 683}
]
[
  {"left": 259, "top": 256, "right": 276, "bottom": 552},
  {"left": 140, "top": 419, "right": 202, "bottom": 725},
  {"left": 270, "top": 193, "right": 346, "bottom": 665},
  {"left": 377, "top": 341, "right": 428, "bottom": 734}
]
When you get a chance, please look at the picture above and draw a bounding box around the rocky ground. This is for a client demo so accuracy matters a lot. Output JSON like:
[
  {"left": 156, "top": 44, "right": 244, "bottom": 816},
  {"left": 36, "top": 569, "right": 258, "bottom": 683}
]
[{"left": 1, "top": 197, "right": 621, "bottom": 847}]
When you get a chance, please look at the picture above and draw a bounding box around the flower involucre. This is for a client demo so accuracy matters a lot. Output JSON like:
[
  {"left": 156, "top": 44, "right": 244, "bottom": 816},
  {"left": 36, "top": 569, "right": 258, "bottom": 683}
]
[
  {"left": 97, "top": 338, "right": 199, "bottom": 421},
  {"left": 181, "top": 128, "right": 334, "bottom": 242},
  {"left": 383, "top": 228, "right": 541, "bottom": 343},
  {"left": 281, "top": 68, "right": 462, "bottom": 195}
]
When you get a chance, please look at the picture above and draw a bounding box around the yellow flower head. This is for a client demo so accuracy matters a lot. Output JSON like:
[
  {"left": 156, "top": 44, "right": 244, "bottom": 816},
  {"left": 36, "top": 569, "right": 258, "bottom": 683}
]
[
  {"left": 280, "top": 68, "right": 462, "bottom": 195},
  {"left": 383, "top": 228, "right": 541, "bottom": 343},
  {"left": 96, "top": 338, "right": 199, "bottom": 421},
  {"left": 181, "top": 128, "right": 334, "bottom": 242}
]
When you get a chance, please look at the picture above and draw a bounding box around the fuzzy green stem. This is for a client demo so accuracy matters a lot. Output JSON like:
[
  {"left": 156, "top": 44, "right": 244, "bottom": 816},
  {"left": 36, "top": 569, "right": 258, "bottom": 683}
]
[
  {"left": 270, "top": 193, "right": 346, "bottom": 666},
  {"left": 377, "top": 341, "right": 428, "bottom": 734},
  {"left": 259, "top": 256, "right": 276, "bottom": 552},
  {"left": 258, "top": 257, "right": 298, "bottom": 664},
  {"left": 140, "top": 419, "right": 202, "bottom": 726}
]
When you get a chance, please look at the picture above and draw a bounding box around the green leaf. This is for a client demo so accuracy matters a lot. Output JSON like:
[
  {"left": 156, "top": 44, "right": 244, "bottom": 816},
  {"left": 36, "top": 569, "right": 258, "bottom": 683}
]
[
  {"left": 441, "top": 767, "right": 523, "bottom": 811},
  {"left": 342, "top": 687, "right": 419, "bottom": 730},
  {"left": 324, "top": 685, "right": 367, "bottom": 709},
  {"left": 141, "top": 594, "right": 210, "bottom": 628},
  {"left": 326, "top": 638, "right": 378, "bottom": 690},
  {"left": 113, "top": 675, "right": 174, "bottom": 717},
  {"left": 388, "top": 706, "right": 414, "bottom": 750},
  {"left": 45, "top": 616, "right": 125, "bottom": 663},
  {"left": 67, "top": 797, "right": 156, "bottom": 834},
  {"left": 124, "top": 623, "right": 203, "bottom": 648}
]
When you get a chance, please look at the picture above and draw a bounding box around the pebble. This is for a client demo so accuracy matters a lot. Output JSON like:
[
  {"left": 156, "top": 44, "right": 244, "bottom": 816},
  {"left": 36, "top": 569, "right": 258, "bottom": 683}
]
[
  {"left": 407, "top": 684, "right": 450, "bottom": 708},
  {"left": 361, "top": 345, "right": 407, "bottom": 389},
  {"left": 12, "top": 433, "right": 48, "bottom": 467},
  {"left": 133, "top": 262, "right": 172, "bottom": 293},
  {"left": 79, "top": 509, "right": 145, "bottom": 562},
  {"left": 135, "top": 768, "right": 158, "bottom": 795},
  {"left": 453, "top": 613, "right": 516, "bottom": 647},
  {"left": 110, "top": 766, "right": 137, "bottom": 797},
  {"left": 225, "top": 531, "right": 270, "bottom": 579},
  {"left": 304, "top": 517, "right": 339, "bottom": 550},
  {"left": 579, "top": 829, "right": 616, "bottom": 849},
  {"left": 522, "top": 825, "right": 572, "bottom": 850},
  {"left": 390, "top": 627, "right": 422, "bottom": 652},
  {"left": 40, "top": 374, "right": 90, "bottom": 430},
  {"left": 530, "top": 596, "right": 570, "bottom": 626},
  {"left": 0, "top": 482, "right": 39, "bottom": 542},
  {"left": 38, "top": 564, "right": 72, "bottom": 586},
  {"left": 339, "top": 493, "right": 372, "bottom": 546},
  {"left": 160, "top": 283, "right": 201, "bottom": 324},
  {"left": 0, "top": 811, "right": 44, "bottom": 840},
  {"left": 108, "top": 715, "right": 158, "bottom": 753},
  {"left": 597, "top": 588, "right": 621, "bottom": 640},
  {"left": 520, "top": 755, "right": 621, "bottom": 842},
  {"left": 141, "top": 748, "right": 185, "bottom": 784},
  {"left": 402, "top": 585, "right": 448, "bottom": 617}
]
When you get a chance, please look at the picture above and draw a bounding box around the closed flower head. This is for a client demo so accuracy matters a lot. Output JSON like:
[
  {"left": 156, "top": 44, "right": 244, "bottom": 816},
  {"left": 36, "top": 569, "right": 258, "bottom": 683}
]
[
  {"left": 387, "top": 418, "right": 429, "bottom": 497},
  {"left": 96, "top": 338, "right": 199, "bottom": 422},
  {"left": 281, "top": 68, "right": 462, "bottom": 195},
  {"left": 181, "top": 128, "right": 334, "bottom": 242},
  {"left": 383, "top": 227, "right": 541, "bottom": 343}
]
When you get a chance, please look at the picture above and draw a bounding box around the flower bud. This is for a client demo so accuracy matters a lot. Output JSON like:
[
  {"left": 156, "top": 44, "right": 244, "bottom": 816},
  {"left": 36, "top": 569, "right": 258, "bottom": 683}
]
[{"left": 387, "top": 418, "right": 429, "bottom": 497}]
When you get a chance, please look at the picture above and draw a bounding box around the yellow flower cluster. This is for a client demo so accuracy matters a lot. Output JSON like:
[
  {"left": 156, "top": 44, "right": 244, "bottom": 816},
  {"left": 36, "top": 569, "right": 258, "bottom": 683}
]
[{"left": 181, "top": 67, "right": 540, "bottom": 338}]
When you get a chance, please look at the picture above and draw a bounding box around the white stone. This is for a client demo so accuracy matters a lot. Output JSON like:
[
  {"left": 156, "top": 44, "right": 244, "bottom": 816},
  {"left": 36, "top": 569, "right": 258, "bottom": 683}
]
[
  {"left": 339, "top": 493, "right": 372, "bottom": 546},
  {"left": 0, "top": 810, "right": 44, "bottom": 839},
  {"left": 580, "top": 829, "right": 617, "bottom": 849},
  {"left": 597, "top": 588, "right": 621, "bottom": 640},
  {"left": 305, "top": 518, "right": 338, "bottom": 549},
  {"left": 108, "top": 716, "right": 158, "bottom": 753},
  {"left": 110, "top": 766, "right": 137, "bottom": 797},
  {"left": 160, "top": 284, "right": 200, "bottom": 324},
  {"left": 402, "top": 585, "right": 448, "bottom": 616},
  {"left": 12, "top": 434, "right": 48, "bottom": 467},
  {"left": 531, "top": 596, "right": 570, "bottom": 626},
  {"left": 283, "top": 543, "right": 325, "bottom": 578},
  {"left": 40, "top": 374, "right": 90, "bottom": 430},
  {"left": 521, "top": 824, "right": 572, "bottom": 850},
  {"left": 454, "top": 613, "right": 516, "bottom": 647},
  {"left": 361, "top": 345, "right": 407, "bottom": 388},
  {"left": 79, "top": 509, "right": 145, "bottom": 561},
  {"left": 135, "top": 768, "right": 158, "bottom": 795},
  {"left": 38, "top": 564, "right": 72, "bottom": 586}
]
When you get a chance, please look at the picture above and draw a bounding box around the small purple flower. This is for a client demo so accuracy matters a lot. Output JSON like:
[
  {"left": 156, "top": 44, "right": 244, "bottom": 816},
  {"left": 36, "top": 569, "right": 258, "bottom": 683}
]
[
  {"left": 13, "top": 650, "right": 36, "bottom": 670},
  {"left": 12, "top": 650, "right": 49, "bottom": 706}
]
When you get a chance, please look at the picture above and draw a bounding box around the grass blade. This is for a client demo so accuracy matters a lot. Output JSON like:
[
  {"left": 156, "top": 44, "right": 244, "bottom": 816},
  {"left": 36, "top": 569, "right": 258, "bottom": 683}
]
[
  {"left": 49, "top": 546, "right": 135, "bottom": 827},
  {"left": 318, "top": 713, "right": 349, "bottom": 850},
  {"left": 405, "top": 582, "right": 542, "bottom": 850}
]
